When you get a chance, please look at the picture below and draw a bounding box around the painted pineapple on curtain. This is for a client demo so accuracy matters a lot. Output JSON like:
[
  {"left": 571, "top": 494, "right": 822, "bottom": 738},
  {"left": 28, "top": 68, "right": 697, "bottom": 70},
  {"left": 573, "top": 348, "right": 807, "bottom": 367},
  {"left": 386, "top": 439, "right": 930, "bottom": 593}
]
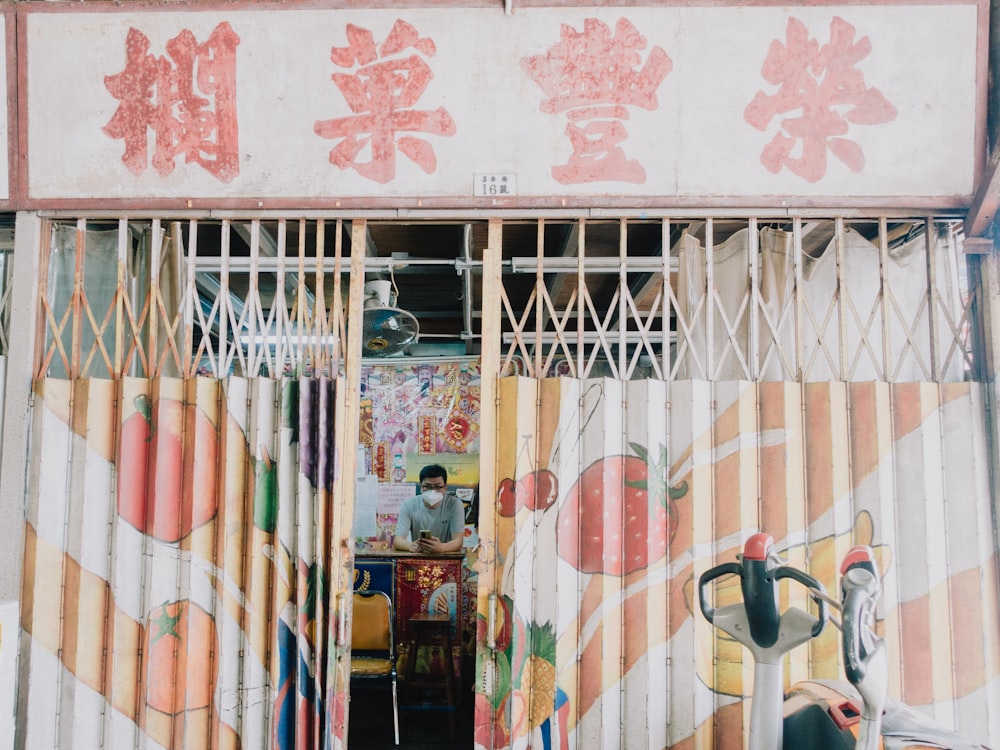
[{"left": 19, "top": 375, "right": 344, "bottom": 750}]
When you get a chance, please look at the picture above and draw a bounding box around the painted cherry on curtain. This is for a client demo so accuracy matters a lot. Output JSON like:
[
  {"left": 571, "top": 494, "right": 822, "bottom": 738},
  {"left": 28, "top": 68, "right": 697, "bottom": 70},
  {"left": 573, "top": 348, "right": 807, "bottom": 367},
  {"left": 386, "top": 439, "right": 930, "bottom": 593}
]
[{"left": 497, "top": 469, "right": 558, "bottom": 516}]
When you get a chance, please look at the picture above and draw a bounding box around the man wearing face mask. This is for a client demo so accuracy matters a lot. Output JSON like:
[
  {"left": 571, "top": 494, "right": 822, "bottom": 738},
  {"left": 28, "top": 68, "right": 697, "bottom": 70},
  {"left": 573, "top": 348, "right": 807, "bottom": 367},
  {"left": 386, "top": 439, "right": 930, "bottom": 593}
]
[{"left": 393, "top": 464, "right": 465, "bottom": 554}]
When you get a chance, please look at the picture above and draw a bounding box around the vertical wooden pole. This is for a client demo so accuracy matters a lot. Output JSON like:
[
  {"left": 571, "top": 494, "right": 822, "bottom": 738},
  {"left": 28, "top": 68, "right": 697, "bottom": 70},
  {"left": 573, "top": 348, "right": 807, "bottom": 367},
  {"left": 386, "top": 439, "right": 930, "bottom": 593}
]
[
  {"left": 247, "top": 219, "right": 261, "bottom": 377},
  {"left": 618, "top": 218, "right": 627, "bottom": 378},
  {"left": 925, "top": 218, "right": 940, "bottom": 380},
  {"left": 792, "top": 216, "right": 804, "bottom": 382},
  {"left": 878, "top": 216, "right": 892, "bottom": 381},
  {"left": 333, "top": 219, "right": 367, "bottom": 734},
  {"left": 969, "top": 245, "right": 1000, "bottom": 558},
  {"left": 749, "top": 216, "right": 760, "bottom": 379},
  {"left": 71, "top": 219, "right": 85, "bottom": 379},
  {"left": 219, "top": 219, "right": 231, "bottom": 377},
  {"left": 477, "top": 218, "right": 502, "bottom": 748},
  {"left": 835, "top": 217, "right": 848, "bottom": 380},
  {"left": 183, "top": 220, "right": 199, "bottom": 379},
  {"left": 534, "top": 219, "right": 544, "bottom": 377},
  {"left": 115, "top": 219, "right": 128, "bottom": 378},
  {"left": 705, "top": 218, "right": 715, "bottom": 380},
  {"left": 149, "top": 218, "right": 162, "bottom": 377},
  {"left": 577, "top": 219, "right": 585, "bottom": 376},
  {"left": 662, "top": 218, "right": 672, "bottom": 380}
]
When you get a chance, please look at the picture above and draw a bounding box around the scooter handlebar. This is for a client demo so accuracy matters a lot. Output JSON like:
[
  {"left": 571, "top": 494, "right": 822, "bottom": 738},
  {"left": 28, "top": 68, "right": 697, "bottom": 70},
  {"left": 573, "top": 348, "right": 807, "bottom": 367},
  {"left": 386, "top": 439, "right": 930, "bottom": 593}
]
[
  {"left": 774, "top": 566, "right": 828, "bottom": 638},
  {"left": 698, "top": 559, "right": 828, "bottom": 641},
  {"left": 698, "top": 561, "right": 743, "bottom": 624}
]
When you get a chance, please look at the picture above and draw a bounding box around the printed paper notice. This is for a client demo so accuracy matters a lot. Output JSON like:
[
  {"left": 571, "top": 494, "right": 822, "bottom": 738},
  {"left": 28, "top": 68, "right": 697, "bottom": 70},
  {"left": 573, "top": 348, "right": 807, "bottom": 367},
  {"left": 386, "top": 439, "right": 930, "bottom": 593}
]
[
  {"left": 377, "top": 482, "right": 417, "bottom": 515},
  {"left": 354, "top": 475, "right": 378, "bottom": 538}
]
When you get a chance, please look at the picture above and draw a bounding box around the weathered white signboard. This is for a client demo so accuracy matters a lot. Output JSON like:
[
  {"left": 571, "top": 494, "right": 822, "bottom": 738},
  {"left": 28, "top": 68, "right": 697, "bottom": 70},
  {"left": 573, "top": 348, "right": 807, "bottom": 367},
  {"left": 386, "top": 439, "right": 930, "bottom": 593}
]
[
  {"left": 22, "top": 4, "right": 981, "bottom": 204},
  {"left": 0, "top": 14, "right": 8, "bottom": 202}
]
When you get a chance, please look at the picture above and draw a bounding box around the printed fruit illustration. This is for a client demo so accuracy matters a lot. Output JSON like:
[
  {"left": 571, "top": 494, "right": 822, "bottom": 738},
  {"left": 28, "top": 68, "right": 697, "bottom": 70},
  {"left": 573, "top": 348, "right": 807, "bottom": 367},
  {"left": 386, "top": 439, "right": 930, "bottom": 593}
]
[
  {"left": 497, "top": 470, "right": 559, "bottom": 517},
  {"left": 117, "top": 394, "right": 219, "bottom": 542},
  {"left": 142, "top": 599, "right": 217, "bottom": 715},
  {"left": 254, "top": 444, "right": 277, "bottom": 532},
  {"left": 292, "top": 379, "right": 336, "bottom": 491},
  {"left": 331, "top": 689, "right": 347, "bottom": 744},
  {"left": 474, "top": 692, "right": 511, "bottom": 749},
  {"left": 517, "top": 619, "right": 557, "bottom": 731},
  {"left": 556, "top": 443, "right": 686, "bottom": 576},
  {"left": 518, "top": 470, "right": 558, "bottom": 511},
  {"left": 497, "top": 477, "right": 519, "bottom": 517},
  {"left": 477, "top": 645, "right": 513, "bottom": 712}
]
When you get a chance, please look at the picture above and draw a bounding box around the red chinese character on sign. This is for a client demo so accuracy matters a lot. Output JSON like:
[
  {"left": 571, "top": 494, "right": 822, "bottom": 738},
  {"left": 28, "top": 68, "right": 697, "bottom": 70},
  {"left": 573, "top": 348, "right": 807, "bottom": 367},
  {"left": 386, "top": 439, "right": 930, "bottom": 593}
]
[
  {"left": 314, "top": 20, "right": 457, "bottom": 184},
  {"left": 103, "top": 23, "right": 241, "bottom": 182},
  {"left": 374, "top": 442, "right": 389, "bottom": 481},
  {"left": 521, "top": 18, "right": 672, "bottom": 185},
  {"left": 418, "top": 415, "right": 435, "bottom": 454},
  {"left": 744, "top": 16, "right": 897, "bottom": 183}
]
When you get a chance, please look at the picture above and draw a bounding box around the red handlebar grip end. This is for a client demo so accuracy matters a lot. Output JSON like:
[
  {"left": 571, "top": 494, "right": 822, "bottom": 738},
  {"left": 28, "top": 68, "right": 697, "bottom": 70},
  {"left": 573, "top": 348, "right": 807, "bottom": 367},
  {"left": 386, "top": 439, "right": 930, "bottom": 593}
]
[
  {"left": 744, "top": 533, "right": 774, "bottom": 561},
  {"left": 840, "top": 545, "right": 876, "bottom": 575}
]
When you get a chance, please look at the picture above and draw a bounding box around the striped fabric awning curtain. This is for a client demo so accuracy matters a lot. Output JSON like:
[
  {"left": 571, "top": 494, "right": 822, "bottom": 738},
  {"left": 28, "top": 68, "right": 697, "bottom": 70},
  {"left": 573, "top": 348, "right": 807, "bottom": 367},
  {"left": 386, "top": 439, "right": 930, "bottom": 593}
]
[
  {"left": 18, "top": 374, "right": 349, "bottom": 750},
  {"left": 480, "top": 376, "right": 1000, "bottom": 750}
]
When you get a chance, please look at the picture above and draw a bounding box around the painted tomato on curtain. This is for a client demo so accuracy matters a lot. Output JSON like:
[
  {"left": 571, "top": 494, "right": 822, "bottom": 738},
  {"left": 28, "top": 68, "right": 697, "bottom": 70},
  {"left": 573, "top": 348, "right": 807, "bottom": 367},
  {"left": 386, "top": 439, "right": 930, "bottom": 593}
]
[
  {"left": 117, "top": 392, "right": 219, "bottom": 542},
  {"left": 142, "top": 599, "right": 218, "bottom": 715}
]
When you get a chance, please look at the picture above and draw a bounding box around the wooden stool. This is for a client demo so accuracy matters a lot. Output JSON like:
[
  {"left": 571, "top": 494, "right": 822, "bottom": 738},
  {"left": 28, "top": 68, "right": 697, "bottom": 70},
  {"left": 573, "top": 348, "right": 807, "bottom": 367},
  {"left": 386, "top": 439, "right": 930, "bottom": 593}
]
[{"left": 400, "top": 613, "right": 457, "bottom": 739}]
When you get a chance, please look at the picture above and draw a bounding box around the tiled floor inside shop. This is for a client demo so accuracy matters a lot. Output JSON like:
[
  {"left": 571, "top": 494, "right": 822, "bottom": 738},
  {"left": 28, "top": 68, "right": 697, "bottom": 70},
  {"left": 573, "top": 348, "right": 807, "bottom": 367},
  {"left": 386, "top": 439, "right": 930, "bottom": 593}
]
[{"left": 347, "top": 679, "right": 475, "bottom": 749}]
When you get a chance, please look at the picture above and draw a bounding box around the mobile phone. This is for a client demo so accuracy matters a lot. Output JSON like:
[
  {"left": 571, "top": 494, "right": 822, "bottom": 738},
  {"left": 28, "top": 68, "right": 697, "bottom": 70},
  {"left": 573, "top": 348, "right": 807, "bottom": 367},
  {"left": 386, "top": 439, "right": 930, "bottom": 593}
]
[{"left": 419, "top": 529, "right": 431, "bottom": 540}]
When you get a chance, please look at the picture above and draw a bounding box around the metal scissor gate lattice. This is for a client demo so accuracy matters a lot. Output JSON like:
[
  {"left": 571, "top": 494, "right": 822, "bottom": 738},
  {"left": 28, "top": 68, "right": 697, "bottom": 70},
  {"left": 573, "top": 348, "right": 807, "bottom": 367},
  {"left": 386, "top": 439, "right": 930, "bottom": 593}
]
[{"left": 34, "top": 213, "right": 976, "bottom": 384}]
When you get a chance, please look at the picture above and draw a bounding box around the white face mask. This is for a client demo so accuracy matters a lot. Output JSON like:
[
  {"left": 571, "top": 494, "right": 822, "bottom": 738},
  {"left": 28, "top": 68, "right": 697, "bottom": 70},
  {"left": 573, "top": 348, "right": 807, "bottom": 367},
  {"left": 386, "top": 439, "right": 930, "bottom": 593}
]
[{"left": 422, "top": 489, "right": 444, "bottom": 508}]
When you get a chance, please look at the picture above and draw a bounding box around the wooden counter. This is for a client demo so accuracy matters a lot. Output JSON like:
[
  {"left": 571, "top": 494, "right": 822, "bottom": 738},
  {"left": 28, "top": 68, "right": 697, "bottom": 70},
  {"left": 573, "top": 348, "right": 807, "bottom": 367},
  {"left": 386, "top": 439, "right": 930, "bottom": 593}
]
[{"left": 355, "top": 550, "right": 467, "bottom": 559}]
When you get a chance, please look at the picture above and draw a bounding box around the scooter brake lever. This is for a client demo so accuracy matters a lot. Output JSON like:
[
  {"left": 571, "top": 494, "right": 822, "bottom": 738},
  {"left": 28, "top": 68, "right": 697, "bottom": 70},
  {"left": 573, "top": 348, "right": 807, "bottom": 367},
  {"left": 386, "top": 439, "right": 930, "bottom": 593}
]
[
  {"left": 842, "top": 581, "right": 879, "bottom": 684},
  {"left": 774, "top": 566, "right": 829, "bottom": 637},
  {"left": 840, "top": 547, "right": 883, "bottom": 686}
]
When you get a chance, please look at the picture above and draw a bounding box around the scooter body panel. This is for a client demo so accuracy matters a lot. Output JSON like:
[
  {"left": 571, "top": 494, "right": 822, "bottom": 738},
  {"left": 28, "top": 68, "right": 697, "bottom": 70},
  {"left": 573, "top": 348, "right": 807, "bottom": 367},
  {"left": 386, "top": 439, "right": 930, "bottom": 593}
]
[
  {"left": 784, "top": 680, "right": 876, "bottom": 750},
  {"left": 786, "top": 680, "right": 992, "bottom": 750}
]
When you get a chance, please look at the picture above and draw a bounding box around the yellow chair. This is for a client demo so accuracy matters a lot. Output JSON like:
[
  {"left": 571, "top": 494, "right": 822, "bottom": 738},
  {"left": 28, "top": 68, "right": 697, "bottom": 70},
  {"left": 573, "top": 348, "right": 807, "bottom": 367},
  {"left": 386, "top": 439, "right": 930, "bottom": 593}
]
[{"left": 351, "top": 590, "right": 400, "bottom": 745}]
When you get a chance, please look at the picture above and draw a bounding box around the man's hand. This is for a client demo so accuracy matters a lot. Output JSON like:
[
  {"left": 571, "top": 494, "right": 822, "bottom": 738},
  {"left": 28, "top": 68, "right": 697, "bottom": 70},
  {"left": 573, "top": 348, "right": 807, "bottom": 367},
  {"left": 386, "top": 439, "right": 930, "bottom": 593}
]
[{"left": 412, "top": 536, "right": 441, "bottom": 554}]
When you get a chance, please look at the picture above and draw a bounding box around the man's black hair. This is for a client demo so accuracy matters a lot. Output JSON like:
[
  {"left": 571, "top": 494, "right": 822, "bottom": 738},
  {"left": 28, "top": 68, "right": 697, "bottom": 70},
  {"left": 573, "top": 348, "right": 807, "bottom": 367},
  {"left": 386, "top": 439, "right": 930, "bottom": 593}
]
[{"left": 419, "top": 464, "right": 448, "bottom": 483}]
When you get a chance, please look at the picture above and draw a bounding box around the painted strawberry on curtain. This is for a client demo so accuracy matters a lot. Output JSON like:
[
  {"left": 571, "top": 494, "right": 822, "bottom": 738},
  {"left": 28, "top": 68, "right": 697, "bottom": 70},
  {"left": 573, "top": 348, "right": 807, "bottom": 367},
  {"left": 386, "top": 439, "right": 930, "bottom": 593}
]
[{"left": 556, "top": 442, "right": 686, "bottom": 576}]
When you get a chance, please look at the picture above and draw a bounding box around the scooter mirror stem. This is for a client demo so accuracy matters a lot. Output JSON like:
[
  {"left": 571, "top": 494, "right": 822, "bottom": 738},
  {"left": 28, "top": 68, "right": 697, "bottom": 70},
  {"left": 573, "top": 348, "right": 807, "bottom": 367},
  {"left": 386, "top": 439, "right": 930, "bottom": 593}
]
[{"left": 841, "top": 547, "right": 887, "bottom": 750}]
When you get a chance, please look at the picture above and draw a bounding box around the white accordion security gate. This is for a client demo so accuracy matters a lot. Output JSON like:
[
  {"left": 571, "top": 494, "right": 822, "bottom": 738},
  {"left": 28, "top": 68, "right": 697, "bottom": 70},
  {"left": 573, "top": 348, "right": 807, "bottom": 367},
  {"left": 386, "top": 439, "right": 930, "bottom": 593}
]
[
  {"left": 9, "top": 212, "right": 1000, "bottom": 750},
  {"left": 479, "top": 214, "right": 1000, "bottom": 750}
]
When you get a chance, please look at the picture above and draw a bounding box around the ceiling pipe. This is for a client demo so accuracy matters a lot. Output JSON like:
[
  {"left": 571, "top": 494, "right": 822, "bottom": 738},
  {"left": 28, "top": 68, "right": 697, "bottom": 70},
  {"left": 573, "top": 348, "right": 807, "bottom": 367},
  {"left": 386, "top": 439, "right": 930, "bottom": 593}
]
[{"left": 461, "top": 224, "right": 475, "bottom": 341}]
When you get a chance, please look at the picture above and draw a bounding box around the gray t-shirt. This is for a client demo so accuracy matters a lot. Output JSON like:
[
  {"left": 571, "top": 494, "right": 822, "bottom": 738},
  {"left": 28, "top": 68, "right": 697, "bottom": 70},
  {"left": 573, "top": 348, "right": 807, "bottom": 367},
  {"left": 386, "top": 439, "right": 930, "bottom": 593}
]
[{"left": 394, "top": 492, "right": 465, "bottom": 544}]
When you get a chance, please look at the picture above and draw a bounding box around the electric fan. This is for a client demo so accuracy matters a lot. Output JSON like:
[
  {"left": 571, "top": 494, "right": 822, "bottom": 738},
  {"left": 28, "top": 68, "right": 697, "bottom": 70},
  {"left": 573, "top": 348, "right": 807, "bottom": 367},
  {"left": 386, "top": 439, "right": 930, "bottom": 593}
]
[{"left": 361, "top": 280, "right": 420, "bottom": 357}]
